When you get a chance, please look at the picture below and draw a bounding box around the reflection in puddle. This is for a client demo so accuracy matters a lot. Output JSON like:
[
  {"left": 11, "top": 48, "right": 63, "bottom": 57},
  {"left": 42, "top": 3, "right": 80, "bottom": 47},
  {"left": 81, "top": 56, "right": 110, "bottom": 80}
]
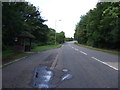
[
  {"left": 32, "top": 66, "right": 53, "bottom": 88},
  {"left": 62, "top": 69, "right": 69, "bottom": 72},
  {"left": 32, "top": 66, "right": 72, "bottom": 88},
  {"left": 61, "top": 74, "right": 73, "bottom": 81}
]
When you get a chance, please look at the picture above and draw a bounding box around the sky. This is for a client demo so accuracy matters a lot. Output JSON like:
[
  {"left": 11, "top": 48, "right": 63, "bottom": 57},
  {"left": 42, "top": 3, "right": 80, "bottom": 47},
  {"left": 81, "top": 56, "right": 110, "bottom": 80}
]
[{"left": 26, "top": 0, "right": 99, "bottom": 37}]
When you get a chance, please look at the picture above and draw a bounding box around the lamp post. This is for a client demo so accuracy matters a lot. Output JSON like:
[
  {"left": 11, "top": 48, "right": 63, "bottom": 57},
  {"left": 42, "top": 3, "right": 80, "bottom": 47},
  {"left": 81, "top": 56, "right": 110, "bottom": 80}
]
[{"left": 55, "top": 19, "right": 61, "bottom": 45}]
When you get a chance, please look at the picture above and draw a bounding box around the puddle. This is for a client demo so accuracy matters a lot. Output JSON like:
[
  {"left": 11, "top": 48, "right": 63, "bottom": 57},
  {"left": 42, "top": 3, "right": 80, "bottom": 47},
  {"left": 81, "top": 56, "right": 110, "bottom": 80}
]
[
  {"left": 32, "top": 66, "right": 54, "bottom": 88},
  {"left": 32, "top": 66, "right": 72, "bottom": 88}
]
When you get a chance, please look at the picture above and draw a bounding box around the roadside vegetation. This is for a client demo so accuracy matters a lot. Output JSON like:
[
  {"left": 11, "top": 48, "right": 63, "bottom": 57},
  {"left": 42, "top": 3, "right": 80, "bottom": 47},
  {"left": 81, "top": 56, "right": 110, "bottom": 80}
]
[
  {"left": 74, "top": 2, "right": 120, "bottom": 51},
  {"left": 3, "top": 2, "right": 65, "bottom": 49},
  {"left": 75, "top": 42, "right": 120, "bottom": 55},
  {"left": 2, "top": 48, "right": 32, "bottom": 65},
  {"left": 2, "top": 2, "right": 120, "bottom": 66},
  {"left": 2, "top": 44, "right": 61, "bottom": 65},
  {"left": 2, "top": 2, "right": 65, "bottom": 65},
  {"left": 31, "top": 44, "right": 61, "bottom": 52},
  {"left": 65, "top": 37, "right": 74, "bottom": 42}
]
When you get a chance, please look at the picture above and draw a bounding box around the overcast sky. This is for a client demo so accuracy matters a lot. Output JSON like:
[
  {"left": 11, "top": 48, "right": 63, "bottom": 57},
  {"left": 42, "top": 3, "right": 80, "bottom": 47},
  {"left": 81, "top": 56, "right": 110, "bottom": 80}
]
[{"left": 26, "top": 0, "right": 99, "bottom": 37}]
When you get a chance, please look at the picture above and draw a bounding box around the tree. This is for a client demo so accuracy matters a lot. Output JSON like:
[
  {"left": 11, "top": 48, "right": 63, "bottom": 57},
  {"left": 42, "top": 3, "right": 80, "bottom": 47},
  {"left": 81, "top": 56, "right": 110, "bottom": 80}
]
[
  {"left": 74, "top": 2, "right": 120, "bottom": 49},
  {"left": 65, "top": 37, "right": 73, "bottom": 41},
  {"left": 47, "top": 28, "right": 55, "bottom": 45},
  {"left": 56, "top": 31, "right": 65, "bottom": 44},
  {"left": 2, "top": 2, "right": 49, "bottom": 49}
]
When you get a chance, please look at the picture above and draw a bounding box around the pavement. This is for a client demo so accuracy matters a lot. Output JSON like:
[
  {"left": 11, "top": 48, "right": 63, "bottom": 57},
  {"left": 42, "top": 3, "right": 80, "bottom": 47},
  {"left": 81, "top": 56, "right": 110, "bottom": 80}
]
[
  {"left": 2, "top": 49, "right": 58, "bottom": 88},
  {"left": 2, "top": 41, "right": 118, "bottom": 88}
]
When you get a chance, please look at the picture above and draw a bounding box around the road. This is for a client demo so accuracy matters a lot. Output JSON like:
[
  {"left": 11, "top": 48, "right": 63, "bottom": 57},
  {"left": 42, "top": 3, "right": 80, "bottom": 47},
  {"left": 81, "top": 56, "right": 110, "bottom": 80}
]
[{"left": 2, "top": 41, "right": 118, "bottom": 88}]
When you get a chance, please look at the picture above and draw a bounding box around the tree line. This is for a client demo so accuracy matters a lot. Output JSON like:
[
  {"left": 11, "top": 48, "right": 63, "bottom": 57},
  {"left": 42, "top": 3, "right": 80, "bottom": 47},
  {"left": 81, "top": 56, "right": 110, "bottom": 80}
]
[
  {"left": 2, "top": 2, "right": 65, "bottom": 50},
  {"left": 74, "top": 2, "right": 120, "bottom": 50}
]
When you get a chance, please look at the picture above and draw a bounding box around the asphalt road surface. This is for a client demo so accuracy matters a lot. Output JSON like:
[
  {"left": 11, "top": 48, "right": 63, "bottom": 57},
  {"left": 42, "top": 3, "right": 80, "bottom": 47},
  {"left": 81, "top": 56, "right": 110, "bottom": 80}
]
[{"left": 2, "top": 41, "right": 118, "bottom": 88}]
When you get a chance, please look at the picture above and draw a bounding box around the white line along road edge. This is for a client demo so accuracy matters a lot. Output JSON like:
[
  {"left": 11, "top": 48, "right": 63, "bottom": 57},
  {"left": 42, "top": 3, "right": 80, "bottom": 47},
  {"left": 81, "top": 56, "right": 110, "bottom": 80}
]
[
  {"left": 91, "top": 57, "right": 118, "bottom": 71},
  {"left": 0, "top": 56, "right": 27, "bottom": 68}
]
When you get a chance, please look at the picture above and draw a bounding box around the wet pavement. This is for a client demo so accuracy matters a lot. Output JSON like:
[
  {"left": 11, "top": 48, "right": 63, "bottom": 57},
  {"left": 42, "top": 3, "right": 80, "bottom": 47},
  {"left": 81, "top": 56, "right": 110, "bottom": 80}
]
[
  {"left": 2, "top": 49, "right": 59, "bottom": 88},
  {"left": 2, "top": 42, "right": 118, "bottom": 88},
  {"left": 32, "top": 65, "right": 72, "bottom": 88}
]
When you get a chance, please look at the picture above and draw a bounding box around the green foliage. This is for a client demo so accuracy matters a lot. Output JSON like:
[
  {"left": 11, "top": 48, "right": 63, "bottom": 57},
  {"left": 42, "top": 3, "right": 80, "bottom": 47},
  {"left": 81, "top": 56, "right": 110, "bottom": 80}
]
[
  {"left": 74, "top": 2, "right": 120, "bottom": 49},
  {"left": 65, "top": 37, "right": 73, "bottom": 41},
  {"left": 2, "top": 48, "right": 32, "bottom": 64},
  {"left": 2, "top": 2, "right": 65, "bottom": 65},
  {"left": 47, "top": 28, "right": 55, "bottom": 45},
  {"left": 47, "top": 28, "right": 65, "bottom": 44},
  {"left": 56, "top": 31, "right": 65, "bottom": 44},
  {"left": 31, "top": 44, "right": 61, "bottom": 52},
  {"left": 75, "top": 42, "right": 120, "bottom": 55},
  {"left": 2, "top": 2, "right": 66, "bottom": 50},
  {"left": 2, "top": 2, "right": 49, "bottom": 49}
]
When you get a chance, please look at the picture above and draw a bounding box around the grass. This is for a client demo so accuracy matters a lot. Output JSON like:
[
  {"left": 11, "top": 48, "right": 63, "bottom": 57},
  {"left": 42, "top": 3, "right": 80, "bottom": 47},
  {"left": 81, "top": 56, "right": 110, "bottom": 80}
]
[
  {"left": 31, "top": 44, "right": 61, "bottom": 52},
  {"left": 74, "top": 42, "right": 120, "bottom": 55},
  {"left": 2, "top": 49, "right": 33, "bottom": 65},
  {"left": 2, "top": 44, "right": 61, "bottom": 68}
]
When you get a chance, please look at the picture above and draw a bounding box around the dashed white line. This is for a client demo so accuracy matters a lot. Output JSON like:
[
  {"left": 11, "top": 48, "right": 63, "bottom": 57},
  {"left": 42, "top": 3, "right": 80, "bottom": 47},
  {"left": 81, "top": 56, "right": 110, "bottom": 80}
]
[
  {"left": 69, "top": 44, "right": 118, "bottom": 71},
  {"left": 70, "top": 46, "right": 88, "bottom": 55},
  {"left": 91, "top": 57, "right": 118, "bottom": 71},
  {"left": 75, "top": 48, "right": 79, "bottom": 51},
  {"left": 80, "top": 51, "right": 87, "bottom": 55},
  {"left": 72, "top": 47, "right": 74, "bottom": 48}
]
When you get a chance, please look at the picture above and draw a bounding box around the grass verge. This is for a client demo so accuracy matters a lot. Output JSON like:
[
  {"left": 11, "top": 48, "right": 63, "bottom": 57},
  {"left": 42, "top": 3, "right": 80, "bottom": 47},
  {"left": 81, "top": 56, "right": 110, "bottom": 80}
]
[
  {"left": 74, "top": 42, "right": 120, "bottom": 55},
  {"left": 31, "top": 44, "right": 61, "bottom": 52},
  {"left": 2, "top": 44, "right": 61, "bottom": 68},
  {"left": 2, "top": 50, "right": 33, "bottom": 67}
]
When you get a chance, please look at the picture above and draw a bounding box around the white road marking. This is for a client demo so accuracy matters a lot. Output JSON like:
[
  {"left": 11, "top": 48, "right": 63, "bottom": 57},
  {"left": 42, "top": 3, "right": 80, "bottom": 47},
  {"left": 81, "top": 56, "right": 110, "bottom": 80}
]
[
  {"left": 80, "top": 51, "right": 87, "bottom": 55},
  {"left": 75, "top": 48, "right": 78, "bottom": 51},
  {"left": 91, "top": 57, "right": 118, "bottom": 71},
  {"left": 50, "top": 49, "right": 60, "bottom": 70},
  {"left": 70, "top": 46, "right": 88, "bottom": 55},
  {"left": 68, "top": 44, "right": 118, "bottom": 71},
  {"left": 50, "top": 54, "right": 59, "bottom": 70},
  {"left": 1, "top": 56, "right": 27, "bottom": 68}
]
